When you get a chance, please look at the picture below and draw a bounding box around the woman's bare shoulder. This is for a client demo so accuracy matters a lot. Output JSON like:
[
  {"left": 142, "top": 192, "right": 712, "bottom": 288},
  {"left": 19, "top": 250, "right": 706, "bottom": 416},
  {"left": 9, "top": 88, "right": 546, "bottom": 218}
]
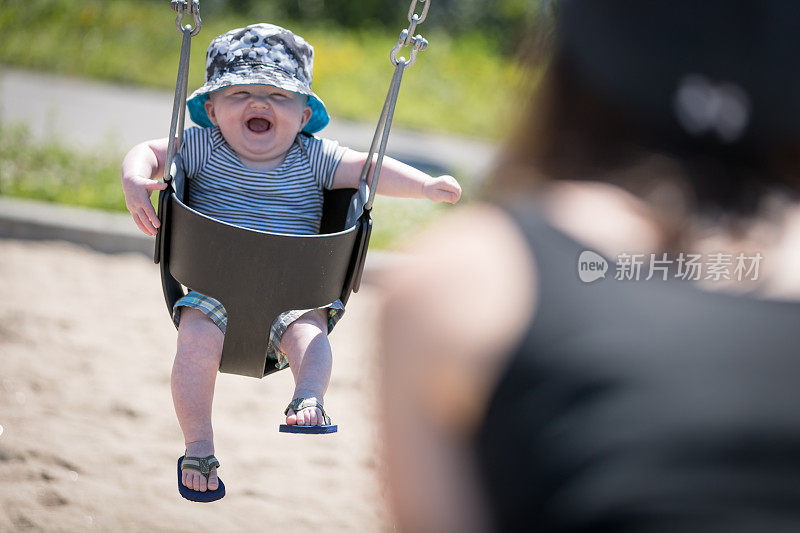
[{"left": 378, "top": 203, "right": 537, "bottom": 432}]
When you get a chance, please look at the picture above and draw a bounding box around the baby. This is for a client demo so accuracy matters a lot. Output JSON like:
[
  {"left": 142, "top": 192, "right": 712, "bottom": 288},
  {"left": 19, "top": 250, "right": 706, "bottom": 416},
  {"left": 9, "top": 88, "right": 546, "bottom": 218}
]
[{"left": 120, "top": 23, "right": 461, "bottom": 499}]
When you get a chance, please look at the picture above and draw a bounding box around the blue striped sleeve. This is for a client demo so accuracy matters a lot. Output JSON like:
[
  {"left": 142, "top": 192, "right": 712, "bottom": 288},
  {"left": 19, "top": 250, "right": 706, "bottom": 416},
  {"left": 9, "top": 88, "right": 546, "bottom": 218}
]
[
  {"left": 306, "top": 136, "right": 348, "bottom": 190},
  {"left": 178, "top": 127, "right": 213, "bottom": 179}
]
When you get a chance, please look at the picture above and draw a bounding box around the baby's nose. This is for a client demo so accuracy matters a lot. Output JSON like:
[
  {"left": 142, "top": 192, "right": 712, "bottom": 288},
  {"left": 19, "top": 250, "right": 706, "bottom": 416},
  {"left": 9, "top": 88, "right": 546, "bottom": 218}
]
[{"left": 250, "top": 96, "right": 270, "bottom": 109}]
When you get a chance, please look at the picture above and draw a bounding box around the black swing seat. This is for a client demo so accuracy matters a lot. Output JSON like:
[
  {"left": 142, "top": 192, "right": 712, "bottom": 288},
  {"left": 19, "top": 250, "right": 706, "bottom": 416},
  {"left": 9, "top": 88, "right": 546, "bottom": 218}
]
[{"left": 154, "top": 154, "right": 372, "bottom": 378}]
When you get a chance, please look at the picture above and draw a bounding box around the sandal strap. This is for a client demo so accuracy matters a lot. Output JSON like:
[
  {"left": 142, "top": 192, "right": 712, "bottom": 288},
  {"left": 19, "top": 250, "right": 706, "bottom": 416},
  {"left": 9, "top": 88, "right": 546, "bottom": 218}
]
[
  {"left": 181, "top": 455, "right": 220, "bottom": 477},
  {"left": 284, "top": 397, "right": 332, "bottom": 425}
]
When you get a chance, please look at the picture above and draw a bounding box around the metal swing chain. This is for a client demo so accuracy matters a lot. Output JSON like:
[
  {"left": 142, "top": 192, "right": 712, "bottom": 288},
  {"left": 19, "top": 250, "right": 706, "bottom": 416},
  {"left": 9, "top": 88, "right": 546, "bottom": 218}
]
[
  {"left": 361, "top": 0, "right": 430, "bottom": 211},
  {"left": 171, "top": 0, "right": 202, "bottom": 36},
  {"left": 390, "top": 0, "right": 430, "bottom": 69},
  {"left": 164, "top": 0, "right": 201, "bottom": 185}
]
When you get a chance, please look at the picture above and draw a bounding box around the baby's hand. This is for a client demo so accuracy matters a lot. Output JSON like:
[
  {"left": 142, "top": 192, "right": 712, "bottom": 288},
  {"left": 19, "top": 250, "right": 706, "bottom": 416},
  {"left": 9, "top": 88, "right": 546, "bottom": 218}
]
[
  {"left": 423, "top": 175, "right": 462, "bottom": 204},
  {"left": 121, "top": 175, "right": 168, "bottom": 236}
]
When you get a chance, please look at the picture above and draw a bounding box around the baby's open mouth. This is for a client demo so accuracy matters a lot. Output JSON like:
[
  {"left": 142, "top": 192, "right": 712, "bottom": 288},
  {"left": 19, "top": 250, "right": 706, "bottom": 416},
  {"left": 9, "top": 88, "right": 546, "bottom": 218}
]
[{"left": 246, "top": 118, "right": 271, "bottom": 133}]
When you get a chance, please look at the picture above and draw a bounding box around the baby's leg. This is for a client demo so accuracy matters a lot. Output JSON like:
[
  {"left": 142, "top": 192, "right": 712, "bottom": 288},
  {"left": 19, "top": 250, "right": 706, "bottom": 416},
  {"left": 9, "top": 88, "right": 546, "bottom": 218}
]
[
  {"left": 172, "top": 307, "right": 223, "bottom": 492},
  {"left": 281, "top": 308, "right": 332, "bottom": 426}
]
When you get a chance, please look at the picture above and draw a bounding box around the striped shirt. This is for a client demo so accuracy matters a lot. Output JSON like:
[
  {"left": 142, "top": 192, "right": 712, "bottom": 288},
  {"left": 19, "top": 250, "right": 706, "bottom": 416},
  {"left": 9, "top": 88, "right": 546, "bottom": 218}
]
[{"left": 179, "top": 126, "right": 347, "bottom": 235}]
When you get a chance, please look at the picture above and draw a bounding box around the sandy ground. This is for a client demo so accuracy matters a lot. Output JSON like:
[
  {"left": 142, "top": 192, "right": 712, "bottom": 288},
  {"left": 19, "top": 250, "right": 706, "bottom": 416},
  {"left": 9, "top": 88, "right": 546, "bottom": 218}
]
[{"left": 0, "top": 238, "right": 393, "bottom": 532}]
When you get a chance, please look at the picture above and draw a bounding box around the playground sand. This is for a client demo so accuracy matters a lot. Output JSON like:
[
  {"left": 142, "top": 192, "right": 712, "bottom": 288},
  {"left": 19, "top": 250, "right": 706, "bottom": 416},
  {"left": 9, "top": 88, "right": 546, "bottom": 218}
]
[{"left": 0, "top": 238, "right": 392, "bottom": 532}]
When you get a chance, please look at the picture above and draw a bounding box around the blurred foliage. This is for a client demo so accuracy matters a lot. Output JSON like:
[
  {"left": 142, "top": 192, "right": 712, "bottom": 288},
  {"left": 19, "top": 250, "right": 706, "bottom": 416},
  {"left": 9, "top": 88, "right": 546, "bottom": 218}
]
[
  {"left": 0, "top": 124, "right": 124, "bottom": 211},
  {"left": 0, "top": 0, "right": 539, "bottom": 139},
  {"left": 0, "top": 123, "right": 452, "bottom": 249},
  {"left": 198, "top": 0, "right": 549, "bottom": 54}
]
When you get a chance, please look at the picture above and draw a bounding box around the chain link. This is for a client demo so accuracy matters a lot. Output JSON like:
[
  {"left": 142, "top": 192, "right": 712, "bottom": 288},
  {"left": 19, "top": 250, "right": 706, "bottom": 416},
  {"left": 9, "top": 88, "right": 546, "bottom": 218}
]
[
  {"left": 391, "top": 0, "right": 430, "bottom": 69},
  {"left": 407, "top": 0, "right": 429, "bottom": 25},
  {"left": 171, "top": 0, "right": 202, "bottom": 36}
]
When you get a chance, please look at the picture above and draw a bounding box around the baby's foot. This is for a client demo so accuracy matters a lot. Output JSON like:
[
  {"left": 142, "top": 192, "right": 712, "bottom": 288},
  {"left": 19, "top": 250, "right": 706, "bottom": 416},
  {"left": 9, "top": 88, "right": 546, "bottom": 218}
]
[
  {"left": 285, "top": 396, "right": 327, "bottom": 426},
  {"left": 182, "top": 439, "right": 219, "bottom": 492}
]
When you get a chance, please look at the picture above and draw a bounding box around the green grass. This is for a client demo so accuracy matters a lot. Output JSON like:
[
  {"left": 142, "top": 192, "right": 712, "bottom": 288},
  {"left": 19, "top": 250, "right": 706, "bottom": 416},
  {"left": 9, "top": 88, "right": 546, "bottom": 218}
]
[
  {"left": 0, "top": 0, "right": 527, "bottom": 139},
  {"left": 0, "top": 124, "right": 452, "bottom": 249},
  {"left": 0, "top": 124, "right": 124, "bottom": 211}
]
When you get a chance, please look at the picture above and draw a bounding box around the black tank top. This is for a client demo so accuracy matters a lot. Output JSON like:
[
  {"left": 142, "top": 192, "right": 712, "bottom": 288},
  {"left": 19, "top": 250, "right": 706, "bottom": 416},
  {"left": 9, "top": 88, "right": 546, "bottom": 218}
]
[{"left": 475, "top": 206, "right": 800, "bottom": 532}]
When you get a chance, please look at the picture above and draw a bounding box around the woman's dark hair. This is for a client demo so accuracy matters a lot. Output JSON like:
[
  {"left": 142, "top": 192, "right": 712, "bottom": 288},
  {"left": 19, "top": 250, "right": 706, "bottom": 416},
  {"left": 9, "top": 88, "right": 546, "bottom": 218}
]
[{"left": 489, "top": 3, "right": 800, "bottom": 234}]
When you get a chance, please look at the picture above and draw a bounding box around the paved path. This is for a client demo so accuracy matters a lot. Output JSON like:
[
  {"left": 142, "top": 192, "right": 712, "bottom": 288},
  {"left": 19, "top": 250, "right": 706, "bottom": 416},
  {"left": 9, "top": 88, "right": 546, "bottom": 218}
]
[{"left": 0, "top": 67, "right": 496, "bottom": 183}]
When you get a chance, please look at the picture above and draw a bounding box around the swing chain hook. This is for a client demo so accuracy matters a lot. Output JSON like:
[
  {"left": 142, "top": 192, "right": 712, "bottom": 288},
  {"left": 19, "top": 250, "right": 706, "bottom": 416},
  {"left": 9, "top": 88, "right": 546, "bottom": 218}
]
[
  {"left": 391, "top": 0, "right": 429, "bottom": 69},
  {"left": 171, "top": 0, "right": 202, "bottom": 37},
  {"left": 390, "top": 32, "right": 428, "bottom": 69}
]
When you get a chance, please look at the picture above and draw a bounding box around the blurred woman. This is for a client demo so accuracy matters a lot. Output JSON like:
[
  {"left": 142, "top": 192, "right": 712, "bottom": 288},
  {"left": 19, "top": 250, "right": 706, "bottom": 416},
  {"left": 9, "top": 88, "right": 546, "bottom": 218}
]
[{"left": 379, "top": 1, "right": 800, "bottom": 531}]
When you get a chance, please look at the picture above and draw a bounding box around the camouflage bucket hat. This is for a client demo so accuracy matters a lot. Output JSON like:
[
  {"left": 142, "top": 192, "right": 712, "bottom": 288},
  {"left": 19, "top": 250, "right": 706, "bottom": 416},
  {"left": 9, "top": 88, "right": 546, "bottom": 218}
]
[{"left": 187, "top": 23, "right": 330, "bottom": 134}]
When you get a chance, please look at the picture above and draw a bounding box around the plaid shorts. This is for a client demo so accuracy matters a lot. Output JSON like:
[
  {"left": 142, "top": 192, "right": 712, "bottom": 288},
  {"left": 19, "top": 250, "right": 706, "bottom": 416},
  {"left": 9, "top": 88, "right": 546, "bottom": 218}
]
[{"left": 173, "top": 291, "right": 345, "bottom": 371}]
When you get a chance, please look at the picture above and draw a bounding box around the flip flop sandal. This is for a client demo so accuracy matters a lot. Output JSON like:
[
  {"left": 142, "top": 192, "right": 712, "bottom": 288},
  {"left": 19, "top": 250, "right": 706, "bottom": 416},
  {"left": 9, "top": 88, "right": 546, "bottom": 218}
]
[
  {"left": 177, "top": 454, "right": 226, "bottom": 502},
  {"left": 279, "top": 397, "right": 338, "bottom": 434}
]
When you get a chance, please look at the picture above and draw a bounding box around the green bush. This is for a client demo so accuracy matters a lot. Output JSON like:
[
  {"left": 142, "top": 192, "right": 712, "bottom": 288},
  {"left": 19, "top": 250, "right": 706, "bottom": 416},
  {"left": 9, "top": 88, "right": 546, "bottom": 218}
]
[
  {"left": 156, "top": 0, "right": 548, "bottom": 54},
  {"left": 0, "top": 124, "right": 124, "bottom": 211}
]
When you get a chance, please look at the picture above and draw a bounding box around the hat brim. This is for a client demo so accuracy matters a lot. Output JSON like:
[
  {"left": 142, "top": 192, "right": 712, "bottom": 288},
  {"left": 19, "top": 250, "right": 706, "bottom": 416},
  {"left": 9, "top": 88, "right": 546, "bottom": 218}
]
[{"left": 187, "top": 72, "right": 330, "bottom": 134}]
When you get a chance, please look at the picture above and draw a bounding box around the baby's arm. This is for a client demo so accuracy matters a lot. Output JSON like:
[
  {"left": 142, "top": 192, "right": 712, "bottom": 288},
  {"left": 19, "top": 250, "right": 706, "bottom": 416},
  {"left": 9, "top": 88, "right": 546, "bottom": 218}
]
[
  {"left": 120, "top": 138, "right": 169, "bottom": 235},
  {"left": 332, "top": 149, "right": 462, "bottom": 204}
]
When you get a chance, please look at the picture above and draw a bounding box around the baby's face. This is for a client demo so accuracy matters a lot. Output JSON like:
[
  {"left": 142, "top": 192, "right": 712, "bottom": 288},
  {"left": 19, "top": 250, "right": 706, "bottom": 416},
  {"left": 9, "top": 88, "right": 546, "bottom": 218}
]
[{"left": 204, "top": 85, "right": 312, "bottom": 167}]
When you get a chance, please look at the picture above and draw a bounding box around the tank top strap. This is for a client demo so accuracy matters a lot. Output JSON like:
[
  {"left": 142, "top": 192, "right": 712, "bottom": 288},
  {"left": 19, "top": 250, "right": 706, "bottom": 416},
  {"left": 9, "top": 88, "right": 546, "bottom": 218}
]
[
  {"left": 504, "top": 202, "right": 588, "bottom": 287},
  {"left": 503, "top": 202, "right": 614, "bottom": 345}
]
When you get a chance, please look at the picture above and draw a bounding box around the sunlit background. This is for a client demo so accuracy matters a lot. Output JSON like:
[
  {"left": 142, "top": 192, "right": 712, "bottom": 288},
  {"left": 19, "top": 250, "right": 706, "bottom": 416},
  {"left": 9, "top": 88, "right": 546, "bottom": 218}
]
[
  {"left": 0, "top": 0, "right": 550, "bottom": 248},
  {"left": 0, "top": 2, "right": 548, "bottom": 531}
]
